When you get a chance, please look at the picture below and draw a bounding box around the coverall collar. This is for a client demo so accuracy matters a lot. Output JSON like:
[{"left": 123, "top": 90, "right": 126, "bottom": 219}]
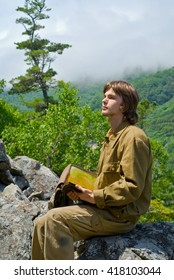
[{"left": 105, "top": 121, "right": 130, "bottom": 142}]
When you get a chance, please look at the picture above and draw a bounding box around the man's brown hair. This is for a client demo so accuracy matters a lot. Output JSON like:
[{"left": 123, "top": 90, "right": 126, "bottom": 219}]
[{"left": 103, "top": 80, "right": 139, "bottom": 124}]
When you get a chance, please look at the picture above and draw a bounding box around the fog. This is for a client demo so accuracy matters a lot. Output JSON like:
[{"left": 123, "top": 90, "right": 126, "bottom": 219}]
[{"left": 1, "top": 0, "right": 174, "bottom": 83}]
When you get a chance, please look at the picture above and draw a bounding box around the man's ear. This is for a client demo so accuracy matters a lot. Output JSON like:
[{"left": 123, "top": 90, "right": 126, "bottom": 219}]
[{"left": 120, "top": 105, "right": 124, "bottom": 111}]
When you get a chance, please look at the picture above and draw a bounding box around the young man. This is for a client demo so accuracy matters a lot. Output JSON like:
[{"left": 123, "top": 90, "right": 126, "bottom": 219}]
[{"left": 32, "top": 80, "right": 152, "bottom": 260}]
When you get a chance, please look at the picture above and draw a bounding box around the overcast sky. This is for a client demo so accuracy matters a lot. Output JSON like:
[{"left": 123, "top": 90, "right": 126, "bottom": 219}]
[{"left": 1, "top": 0, "right": 174, "bottom": 83}]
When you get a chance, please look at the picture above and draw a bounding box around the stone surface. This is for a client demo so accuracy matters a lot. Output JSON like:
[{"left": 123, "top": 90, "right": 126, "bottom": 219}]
[{"left": 75, "top": 222, "right": 174, "bottom": 260}]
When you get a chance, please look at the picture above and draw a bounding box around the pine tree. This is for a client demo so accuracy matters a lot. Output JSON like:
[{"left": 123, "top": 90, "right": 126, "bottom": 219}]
[{"left": 9, "top": 0, "right": 71, "bottom": 106}]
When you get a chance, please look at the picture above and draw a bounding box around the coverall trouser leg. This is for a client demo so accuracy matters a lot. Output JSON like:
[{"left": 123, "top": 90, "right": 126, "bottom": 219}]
[{"left": 32, "top": 204, "right": 136, "bottom": 260}]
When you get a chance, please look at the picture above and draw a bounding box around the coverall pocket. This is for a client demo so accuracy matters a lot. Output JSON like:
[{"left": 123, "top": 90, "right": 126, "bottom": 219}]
[{"left": 102, "top": 162, "right": 122, "bottom": 185}]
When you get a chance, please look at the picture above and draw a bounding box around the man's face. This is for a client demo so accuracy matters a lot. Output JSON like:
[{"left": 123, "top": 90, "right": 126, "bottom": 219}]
[{"left": 102, "top": 88, "right": 123, "bottom": 118}]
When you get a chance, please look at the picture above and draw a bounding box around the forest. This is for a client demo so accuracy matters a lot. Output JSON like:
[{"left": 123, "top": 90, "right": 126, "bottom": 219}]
[{"left": 0, "top": 0, "right": 173, "bottom": 223}]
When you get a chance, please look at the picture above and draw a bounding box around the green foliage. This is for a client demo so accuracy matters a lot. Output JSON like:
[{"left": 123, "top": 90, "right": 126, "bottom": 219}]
[
  {"left": 22, "top": 97, "right": 50, "bottom": 112},
  {"left": 130, "top": 67, "right": 174, "bottom": 105},
  {"left": 0, "top": 79, "right": 6, "bottom": 94},
  {"left": 9, "top": 0, "right": 71, "bottom": 105},
  {"left": 2, "top": 82, "right": 108, "bottom": 175},
  {"left": 76, "top": 81, "right": 103, "bottom": 111},
  {"left": 64, "top": 106, "right": 109, "bottom": 171},
  {"left": 0, "top": 99, "right": 22, "bottom": 137},
  {"left": 1, "top": 91, "right": 41, "bottom": 111},
  {"left": 139, "top": 199, "right": 174, "bottom": 223},
  {"left": 144, "top": 97, "right": 174, "bottom": 168},
  {"left": 150, "top": 139, "right": 174, "bottom": 207},
  {"left": 137, "top": 99, "right": 156, "bottom": 129}
]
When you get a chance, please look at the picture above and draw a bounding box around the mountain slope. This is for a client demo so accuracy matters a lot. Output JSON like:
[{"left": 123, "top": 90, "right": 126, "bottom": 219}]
[{"left": 144, "top": 97, "right": 174, "bottom": 166}]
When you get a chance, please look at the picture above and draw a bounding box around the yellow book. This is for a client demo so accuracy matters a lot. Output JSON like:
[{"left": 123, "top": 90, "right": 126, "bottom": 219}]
[{"left": 58, "top": 164, "right": 96, "bottom": 193}]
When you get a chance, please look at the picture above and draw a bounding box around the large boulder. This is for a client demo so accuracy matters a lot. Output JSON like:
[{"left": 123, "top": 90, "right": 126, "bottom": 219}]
[
  {"left": 0, "top": 146, "right": 59, "bottom": 260},
  {"left": 0, "top": 184, "right": 39, "bottom": 259},
  {"left": 75, "top": 222, "right": 174, "bottom": 260}
]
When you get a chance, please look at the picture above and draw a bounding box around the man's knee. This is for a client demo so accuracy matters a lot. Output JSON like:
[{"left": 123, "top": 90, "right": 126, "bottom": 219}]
[
  {"left": 34, "top": 212, "right": 48, "bottom": 230},
  {"left": 34, "top": 208, "right": 66, "bottom": 228}
]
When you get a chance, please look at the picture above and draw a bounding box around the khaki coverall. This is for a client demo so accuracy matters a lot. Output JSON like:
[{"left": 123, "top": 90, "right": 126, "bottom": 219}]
[{"left": 32, "top": 121, "right": 152, "bottom": 260}]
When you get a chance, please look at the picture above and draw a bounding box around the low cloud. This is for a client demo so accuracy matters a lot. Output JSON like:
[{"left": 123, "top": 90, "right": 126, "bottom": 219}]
[{"left": 1, "top": 0, "right": 174, "bottom": 82}]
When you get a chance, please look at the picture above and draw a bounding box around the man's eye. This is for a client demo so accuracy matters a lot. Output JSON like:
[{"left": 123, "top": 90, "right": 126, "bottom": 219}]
[{"left": 109, "top": 96, "right": 115, "bottom": 99}]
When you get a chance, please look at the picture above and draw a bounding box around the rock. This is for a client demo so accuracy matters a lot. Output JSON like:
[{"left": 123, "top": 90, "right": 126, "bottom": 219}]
[
  {"left": 13, "top": 156, "right": 58, "bottom": 199},
  {"left": 75, "top": 222, "right": 174, "bottom": 260},
  {"left": 0, "top": 184, "right": 40, "bottom": 259},
  {"left": 0, "top": 141, "right": 59, "bottom": 260},
  {"left": 0, "top": 140, "right": 10, "bottom": 170},
  {"left": 9, "top": 157, "right": 23, "bottom": 176},
  {"left": 0, "top": 170, "right": 14, "bottom": 185}
]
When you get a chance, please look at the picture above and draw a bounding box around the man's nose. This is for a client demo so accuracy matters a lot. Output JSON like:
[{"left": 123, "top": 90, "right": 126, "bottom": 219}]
[{"left": 102, "top": 97, "right": 108, "bottom": 104}]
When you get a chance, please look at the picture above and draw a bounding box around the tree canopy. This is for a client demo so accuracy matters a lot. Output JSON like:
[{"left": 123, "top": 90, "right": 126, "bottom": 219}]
[{"left": 0, "top": 79, "right": 5, "bottom": 94}]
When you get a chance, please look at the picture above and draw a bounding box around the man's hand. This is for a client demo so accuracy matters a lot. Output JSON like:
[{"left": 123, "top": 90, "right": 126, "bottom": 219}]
[{"left": 67, "top": 184, "right": 95, "bottom": 204}]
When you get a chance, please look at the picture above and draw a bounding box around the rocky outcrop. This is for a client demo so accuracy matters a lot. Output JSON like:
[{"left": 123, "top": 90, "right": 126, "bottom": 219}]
[
  {"left": 0, "top": 139, "right": 174, "bottom": 260},
  {"left": 75, "top": 222, "right": 174, "bottom": 260},
  {"left": 0, "top": 140, "right": 59, "bottom": 259}
]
